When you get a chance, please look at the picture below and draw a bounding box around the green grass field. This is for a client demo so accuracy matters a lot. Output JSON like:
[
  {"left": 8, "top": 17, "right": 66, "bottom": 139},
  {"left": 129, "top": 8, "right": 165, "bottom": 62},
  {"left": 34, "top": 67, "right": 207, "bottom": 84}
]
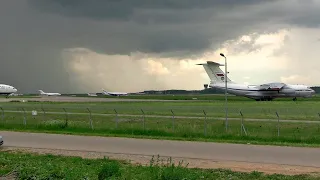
[
  {"left": 2, "top": 93, "right": 320, "bottom": 101},
  {"left": 0, "top": 151, "right": 317, "bottom": 179},
  {"left": 1, "top": 98, "right": 320, "bottom": 120},
  {"left": 1, "top": 98, "right": 320, "bottom": 146},
  {"left": 70, "top": 93, "right": 320, "bottom": 101}
]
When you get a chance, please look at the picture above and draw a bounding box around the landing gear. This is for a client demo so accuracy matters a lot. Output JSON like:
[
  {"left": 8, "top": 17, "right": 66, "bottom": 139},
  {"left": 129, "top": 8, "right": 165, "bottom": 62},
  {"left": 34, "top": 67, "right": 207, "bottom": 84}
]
[
  {"left": 4, "top": 93, "right": 13, "bottom": 99},
  {"left": 255, "top": 98, "right": 273, "bottom": 101}
]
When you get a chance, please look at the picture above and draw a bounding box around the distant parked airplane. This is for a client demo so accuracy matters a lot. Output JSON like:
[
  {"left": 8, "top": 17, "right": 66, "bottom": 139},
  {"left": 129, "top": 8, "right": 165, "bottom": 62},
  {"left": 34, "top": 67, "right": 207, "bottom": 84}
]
[
  {"left": 102, "top": 89, "right": 128, "bottom": 97},
  {"left": 38, "top": 90, "right": 61, "bottom": 96},
  {"left": 87, "top": 93, "right": 98, "bottom": 97},
  {"left": 197, "top": 61, "right": 316, "bottom": 101},
  {"left": 0, "top": 84, "right": 18, "bottom": 98}
]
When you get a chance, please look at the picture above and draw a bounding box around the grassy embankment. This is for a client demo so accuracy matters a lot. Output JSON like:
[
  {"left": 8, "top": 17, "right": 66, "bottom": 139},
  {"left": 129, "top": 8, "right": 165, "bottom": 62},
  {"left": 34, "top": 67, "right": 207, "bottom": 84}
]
[
  {"left": 0, "top": 151, "right": 317, "bottom": 179},
  {"left": 1, "top": 99, "right": 320, "bottom": 146}
]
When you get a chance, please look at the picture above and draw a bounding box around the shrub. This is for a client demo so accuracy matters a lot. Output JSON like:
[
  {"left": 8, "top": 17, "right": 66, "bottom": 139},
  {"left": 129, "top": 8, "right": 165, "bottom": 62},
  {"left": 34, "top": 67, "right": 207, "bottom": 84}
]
[{"left": 98, "top": 162, "right": 121, "bottom": 180}]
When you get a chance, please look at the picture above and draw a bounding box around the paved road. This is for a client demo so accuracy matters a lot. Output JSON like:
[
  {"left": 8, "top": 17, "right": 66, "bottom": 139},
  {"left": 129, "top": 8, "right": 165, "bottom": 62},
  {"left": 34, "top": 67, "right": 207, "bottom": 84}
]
[{"left": 1, "top": 131, "right": 320, "bottom": 167}]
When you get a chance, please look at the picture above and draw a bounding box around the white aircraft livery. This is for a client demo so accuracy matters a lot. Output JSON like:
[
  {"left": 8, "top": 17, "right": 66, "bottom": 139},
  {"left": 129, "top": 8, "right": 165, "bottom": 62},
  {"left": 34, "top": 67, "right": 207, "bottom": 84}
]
[
  {"left": 87, "top": 93, "right": 98, "bottom": 97},
  {"left": 102, "top": 89, "right": 128, "bottom": 97},
  {"left": 0, "top": 84, "right": 18, "bottom": 97},
  {"left": 198, "top": 61, "right": 316, "bottom": 101},
  {"left": 39, "top": 90, "right": 61, "bottom": 96}
]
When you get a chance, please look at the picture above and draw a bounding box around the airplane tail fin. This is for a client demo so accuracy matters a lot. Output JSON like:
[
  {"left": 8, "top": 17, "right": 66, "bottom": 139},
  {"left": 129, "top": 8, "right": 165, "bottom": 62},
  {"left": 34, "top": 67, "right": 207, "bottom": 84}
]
[
  {"left": 102, "top": 89, "right": 110, "bottom": 95},
  {"left": 38, "top": 90, "right": 45, "bottom": 94},
  {"left": 197, "top": 61, "right": 232, "bottom": 84}
]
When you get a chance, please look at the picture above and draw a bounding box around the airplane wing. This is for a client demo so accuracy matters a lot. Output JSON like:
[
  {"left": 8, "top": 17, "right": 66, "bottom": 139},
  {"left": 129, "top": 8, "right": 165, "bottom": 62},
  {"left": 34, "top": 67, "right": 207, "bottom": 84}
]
[{"left": 257, "top": 82, "right": 286, "bottom": 91}]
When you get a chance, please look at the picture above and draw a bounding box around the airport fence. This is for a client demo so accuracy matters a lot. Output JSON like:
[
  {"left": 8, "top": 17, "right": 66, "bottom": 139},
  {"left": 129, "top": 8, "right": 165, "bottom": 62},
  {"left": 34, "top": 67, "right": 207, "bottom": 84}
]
[{"left": 1, "top": 105, "right": 320, "bottom": 141}]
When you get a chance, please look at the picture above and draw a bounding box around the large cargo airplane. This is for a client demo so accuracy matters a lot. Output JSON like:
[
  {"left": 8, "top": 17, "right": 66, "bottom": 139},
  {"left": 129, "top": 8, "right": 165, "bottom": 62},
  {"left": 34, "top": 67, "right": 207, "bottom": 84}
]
[
  {"left": 38, "top": 90, "right": 61, "bottom": 96},
  {"left": 0, "top": 84, "right": 18, "bottom": 98},
  {"left": 102, "top": 89, "right": 128, "bottom": 97},
  {"left": 197, "top": 61, "right": 316, "bottom": 101}
]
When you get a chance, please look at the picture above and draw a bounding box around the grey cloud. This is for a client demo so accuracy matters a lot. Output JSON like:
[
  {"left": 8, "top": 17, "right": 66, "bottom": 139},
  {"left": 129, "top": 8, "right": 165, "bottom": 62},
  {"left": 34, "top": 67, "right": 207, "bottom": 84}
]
[
  {"left": 223, "top": 33, "right": 264, "bottom": 54},
  {"left": 25, "top": 0, "right": 281, "bottom": 56},
  {"left": 29, "top": 0, "right": 272, "bottom": 21},
  {"left": 25, "top": 0, "right": 320, "bottom": 56},
  {"left": 26, "top": 0, "right": 284, "bottom": 55}
]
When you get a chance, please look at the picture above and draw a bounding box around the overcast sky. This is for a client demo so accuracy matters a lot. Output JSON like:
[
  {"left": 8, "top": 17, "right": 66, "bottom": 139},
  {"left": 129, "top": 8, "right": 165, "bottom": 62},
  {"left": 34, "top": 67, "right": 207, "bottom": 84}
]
[{"left": 1, "top": 0, "right": 320, "bottom": 93}]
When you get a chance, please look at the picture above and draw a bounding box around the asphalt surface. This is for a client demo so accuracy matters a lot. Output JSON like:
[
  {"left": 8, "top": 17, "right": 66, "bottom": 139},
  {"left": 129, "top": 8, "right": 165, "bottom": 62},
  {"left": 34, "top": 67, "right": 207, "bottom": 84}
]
[
  {"left": 1, "top": 131, "right": 320, "bottom": 167},
  {"left": 0, "top": 96, "right": 191, "bottom": 102}
]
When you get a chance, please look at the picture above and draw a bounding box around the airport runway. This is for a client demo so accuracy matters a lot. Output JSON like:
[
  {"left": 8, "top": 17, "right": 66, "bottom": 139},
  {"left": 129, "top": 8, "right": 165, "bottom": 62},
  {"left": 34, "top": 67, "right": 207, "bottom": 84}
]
[
  {"left": 1, "top": 131, "right": 320, "bottom": 168},
  {"left": 0, "top": 96, "right": 189, "bottom": 102}
]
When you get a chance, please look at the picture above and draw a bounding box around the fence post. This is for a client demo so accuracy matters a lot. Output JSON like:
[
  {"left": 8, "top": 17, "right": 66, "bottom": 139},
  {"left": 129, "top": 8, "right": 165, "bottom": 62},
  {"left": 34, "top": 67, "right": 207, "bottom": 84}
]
[
  {"left": 318, "top": 113, "right": 320, "bottom": 132},
  {"left": 63, "top": 108, "right": 68, "bottom": 127},
  {"left": 21, "top": 107, "right": 26, "bottom": 126},
  {"left": 87, "top": 108, "right": 94, "bottom": 130},
  {"left": 41, "top": 107, "right": 46, "bottom": 121},
  {"left": 171, "top": 109, "right": 175, "bottom": 132},
  {"left": 0, "top": 107, "right": 4, "bottom": 123},
  {"left": 156, "top": 120, "right": 159, "bottom": 131},
  {"left": 203, "top": 110, "right": 207, "bottom": 137},
  {"left": 141, "top": 109, "right": 145, "bottom": 131},
  {"left": 130, "top": 118, "right": 133, "bottom": 135},
  {"left": 114, "top": 109, "right": 118, "bottom": 129},
  {"left": 239, "top": 110, "right": 247, "bottom": 136},
  {"left": 276, "top": 111, "right": 280, "bottom": 137}
]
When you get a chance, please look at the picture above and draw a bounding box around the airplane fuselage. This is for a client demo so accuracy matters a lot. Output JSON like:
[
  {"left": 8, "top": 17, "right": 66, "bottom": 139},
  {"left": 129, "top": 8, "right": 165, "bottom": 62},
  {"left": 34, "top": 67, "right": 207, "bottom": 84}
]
[
  {"left": 105, "top": 93, "right": 128, "bottom": 97},
  {"left": 41, "top": 93, "right": 61, "bottom": 96},
  {"left": 102, "top": 90, "right": 128, "bottom": 97},
  {"left": 210, "top": 82, "right": 315, "bottom": 100},
  {"left": 198, "top": 61, "right": 315, "bottom": 101},
  {"left": 38, "top": 90, "right": 61, "bottom": 96},
  {"left": 0, "top": 84, "right": 18, "bottom": 96}
]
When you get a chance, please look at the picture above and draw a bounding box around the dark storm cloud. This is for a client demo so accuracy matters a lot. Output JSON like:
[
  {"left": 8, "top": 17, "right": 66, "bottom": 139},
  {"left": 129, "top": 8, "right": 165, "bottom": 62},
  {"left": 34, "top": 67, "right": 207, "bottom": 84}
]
[
  {"left": 1, "top": 0, "right": 320, "bottom": 93},
  {"left": 26, "top": 0, "right": 320, "bottom": 56},
  {"left": 24, "top": 0, "right": 284, "bottom": 56},
  {"left": 26, "top": 0, "right": 279, "bottom": 55},
  {"left": 29, "top": 0, "right": 272, "bottom": 21},
  {"left": 0, "top": 0, "right": 71, "bottom": 93}
]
